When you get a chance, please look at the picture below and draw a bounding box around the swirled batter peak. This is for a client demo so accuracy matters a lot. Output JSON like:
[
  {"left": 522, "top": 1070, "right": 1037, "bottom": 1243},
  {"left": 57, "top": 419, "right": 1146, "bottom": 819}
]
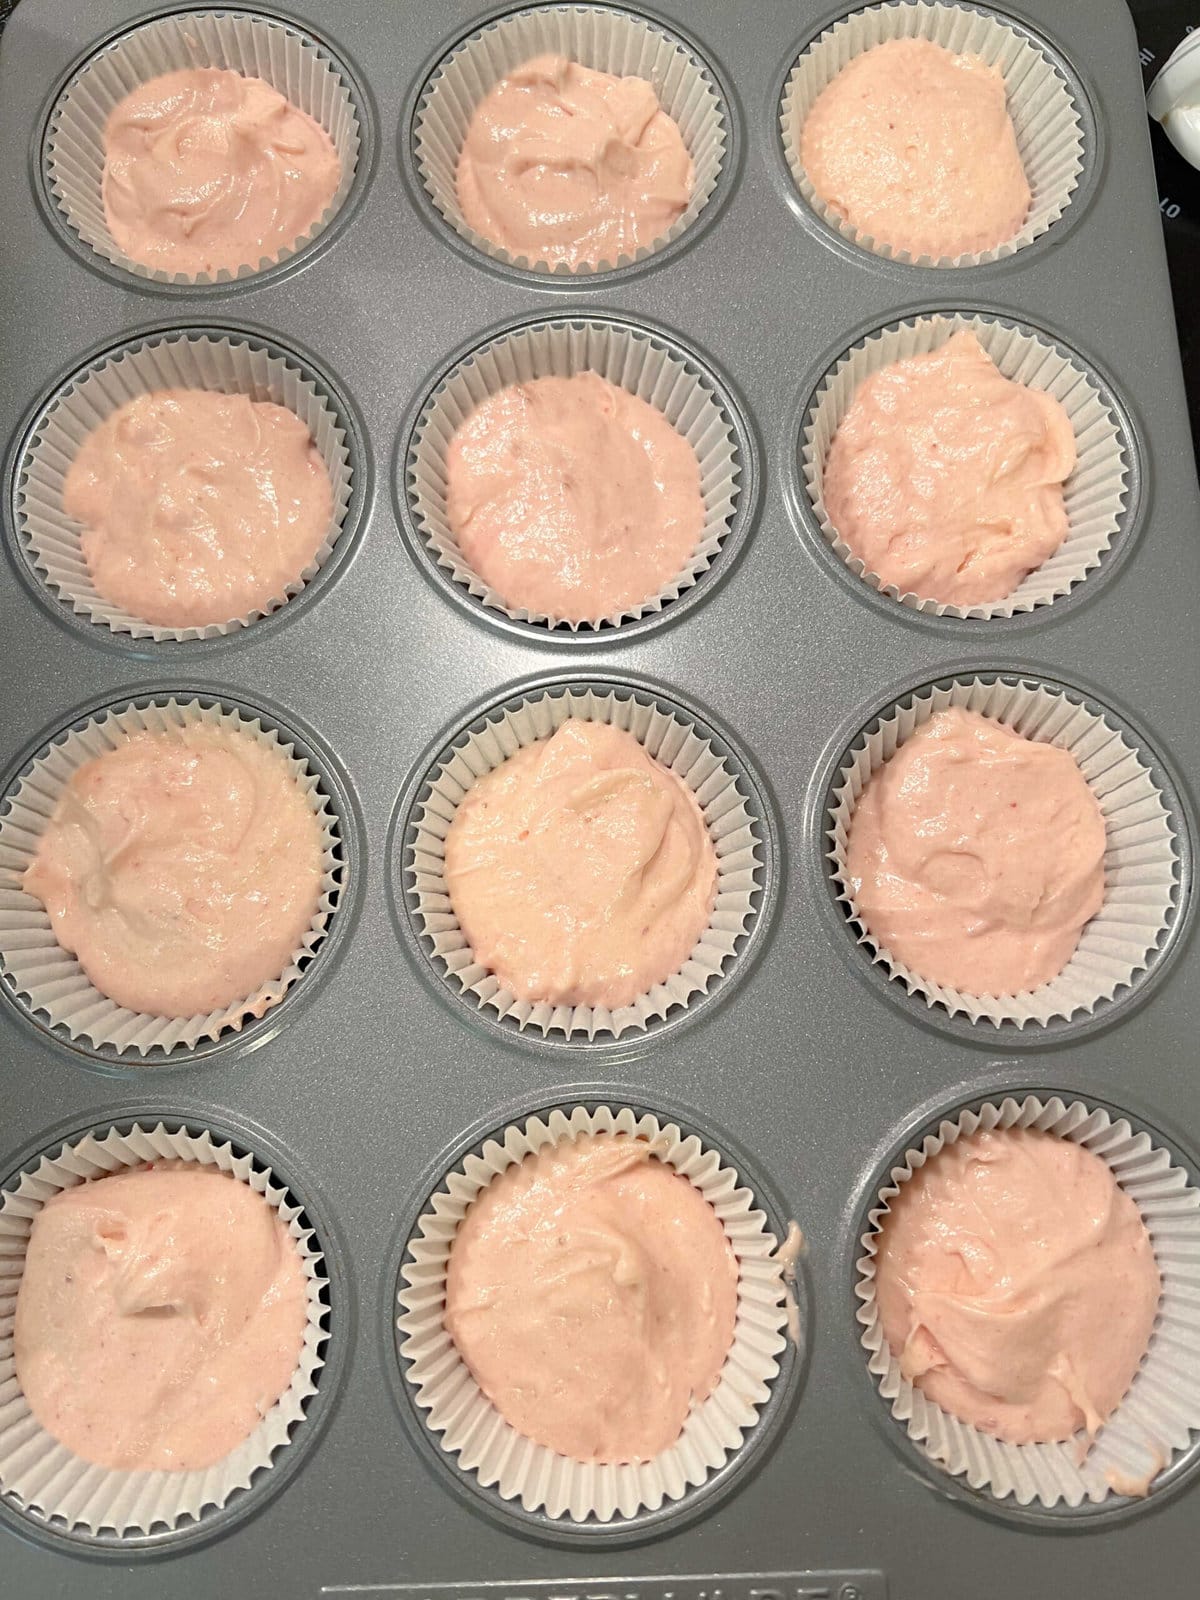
[
  {"left": 102, "top": 67, "right": 340, "bottom": 276},
  {"left": 15, "top": 1163, "right": 307, "bottom": 1471},
  {"left": 22, "top": 723, "right": 324, "bottom": 1020},
  {"left": 824, "top": 331, "right": 1076, "bottom": 607},
  {"left": 65, "top": 388, "right": 334, "bottom": 630},
  {"left": 445, "top": 1132, "right": 738, "bottom": 1463},
  {"left": 876, "top": 1128, "right": 1160, "bottom": 1444},
  {"left": 846, "top": 707, "right": 1106, "bottom": 996},
  {"left": 444, "top": 720, "right": 716, "bottom": 1010},
  {"left": 456, "top": 54, "right": 693, "bottom": 268}
]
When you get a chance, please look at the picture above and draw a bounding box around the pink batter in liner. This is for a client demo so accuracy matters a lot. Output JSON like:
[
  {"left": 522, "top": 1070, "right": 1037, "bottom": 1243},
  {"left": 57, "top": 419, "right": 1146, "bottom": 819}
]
[
  {"left": 875, "top": 1127, "right": 1160, "bottom": 1445},
  {"left": 456, "top": 54, "right": 693, "bottom": 269},
  {"left": 445, "top": 372, "right": 705, "bottom": 623},
  {"left": 444, "top": 1132, "right": 738, "bottom": 1464},
  {"left": 845, "top": 707, "right": 1106, "bottom": 997},
  {"left": 14, "top": 1163, "right": 308, "bottom": 1472},
  {"left": 102, "top": 67, "right": 340, "bottom": 278},
  {"left": 800, "top": 38, "right": 1031, "bottom": 260},
  {"left": 64, "top": 389, "right": 334, "bottom": 630},
  {"left": 22, "top": 724, "right": 324, "bottom": 1020},
  {"left": 443, "top": 719, "right": 716, "bottom": 1010},
  {"left": 823, "top": 331, "right": 1076, "bottom": 607}
]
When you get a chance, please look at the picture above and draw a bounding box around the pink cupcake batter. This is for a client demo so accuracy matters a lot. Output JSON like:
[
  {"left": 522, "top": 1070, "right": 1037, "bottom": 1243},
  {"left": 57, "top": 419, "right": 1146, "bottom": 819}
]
[
  {"left": 103, "top": 67, "right": 340, "bottom": 277},
  {"left": 845, "top": 708, "right": 1106, "bottom": 996},
  {"left": 875, "top": 1128, "right": 1160, "bottom": 1444},
  {"left": 823, "top": 332, "right": 1076, "bottom": 607},
  {"left": 22, "top": 724, "right": 323, "bottom": 1019},
  {"left": 445, "top": 1133, "right": 738, "bottom": 1463},
  {"left": 456, "top": 54, "right": 693, "bottom": 268},
  {"left": 445, "top": 372, "right": 704, "bottom": 623},
  {"left": 799, "top": 38, "right": 1031, "bottom": 259},
  {"left": 14, "top": 1163, "right": 308, "bottom": 1472},
  {"left": 443, "top": 720, "right": 716, "bottom": 1010},
  {"left": 64, "top": 389, "right": 334, "bottom": 630}
]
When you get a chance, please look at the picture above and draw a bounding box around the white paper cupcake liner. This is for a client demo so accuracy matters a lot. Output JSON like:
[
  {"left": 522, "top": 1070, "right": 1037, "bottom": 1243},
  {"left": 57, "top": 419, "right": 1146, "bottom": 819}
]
[
  {"left": 781, "top": 2, "right": 1085, "bottom": 268},
  {"left": 857, "top": 1094, "right": 1200, "bottom": 1507},
  {"left": 406, "top": 319, "right": 742, "bottom": 632},
  {"left": 405, "top": 686, "right": 763, "bottom": 1040},
  {"left": 413, "top": 4, "right": 726, "bottom": 275},
  {"left": 398, "top": 1103, "right": 792, "bottom": 1522},
  {"left": 14, "top": 332, "right": 355, "bottom": 643},
  {"left": 802, "top": 314, "right": 1130, "bottom": 618},
  {"left": 0, "top": 697, "right": 343, "bottom": 1057},
  {"left": 827, "top": 676, "right": 1179, "bottom": 1027},
  {"left": 45, "top": 9, "right": 362, "bottom": 286},
  {"left": 0, "top": 1120, "right": 328, "bottom": 1536}
]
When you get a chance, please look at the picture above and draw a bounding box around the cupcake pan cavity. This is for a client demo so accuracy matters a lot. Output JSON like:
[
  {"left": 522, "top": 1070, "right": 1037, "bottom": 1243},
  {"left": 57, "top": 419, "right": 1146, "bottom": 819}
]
[
  {"left": 43, "top": 8, "right": 366, "bottom": 287},
  {"left": 410, "top": 4, "right": 729, "bottom": 277},
  {"left": 825, "top": 675, "right": 1181, "bottom": 1030},
  {"left": 4, "top": 0, "right": 1200, "bottom": 1594},
  {"left": 800, "top": 313, "right": 1134, "bottom": 618},
  {"left": 396, "top": 1102, "right": 794, "bottom": 1525},
  {"left": 397, "top": 681, "right": 770, "bottom": 1043},
  {"left": 0, "top": 1117, "right": 330, "bottom": 1540},
  {"left": 12, "top": 329, "right": 359, "bottom": 642},
  {"left": 780, "top": 2, "right": 1088, "bottom": 268},
  {"left": 402, "top": 316, "right": 748, "bottom": 636},
  {"left": 857, "top": 1094, "right": 1200, "bottom": 1512},
  {"left": 0, "top": 695, "right": 346, "bottom": 1060}
]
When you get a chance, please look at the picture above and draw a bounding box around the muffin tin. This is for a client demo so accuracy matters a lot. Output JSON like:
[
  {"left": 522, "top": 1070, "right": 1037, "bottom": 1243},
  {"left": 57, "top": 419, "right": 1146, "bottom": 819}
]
[
  {"left": 0, "top": 1115, "right": 335, "bottom": 1537},
  {"left": 1, "top": 0, "right": 1197, "bottom": 1595},
  {"left": 394, "top": 1099, "right": 798, "bottom": 1527},
  {"left": 0, "top": 690, "right": 355, "bottom": 1058}
]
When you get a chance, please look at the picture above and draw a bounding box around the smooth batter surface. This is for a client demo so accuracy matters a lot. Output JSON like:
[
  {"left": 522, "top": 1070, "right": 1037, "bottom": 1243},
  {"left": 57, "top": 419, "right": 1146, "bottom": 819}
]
[
  {"left": 102, "top": 67, "right": 340, "bottom": 277},
  {"left": 22, "top": 724, "right": 323, "bottom": 1019},
  {"left": 445, "top": 372, "right": 705, "bottom": 622},
  {"left": 14, "top": 1164, "right": 308, "bottom": 1472},
  {"left": 823, "top": 332, "right": 1076, "bottom": 606},
  {"left": 443, "top": 720, "right": 716, "bottom": 1009},
  {"left": 445, "top": 1133, "right": 738, "bottom": 1463},
  {"left": 846, "top": 708, "right": 1106, "bottom": 996},
  {"left": 64, "top": 389, "right": 334, "bottom": 629},
  {"left": 875, "top": 1128, "right": 1160, "bottom": 1444},
  {"left": 800, "top": 38, "right": 1031, "bottom": 259},
  {"left": 456, "top": 54, "right": 693, "bottom": 268}
]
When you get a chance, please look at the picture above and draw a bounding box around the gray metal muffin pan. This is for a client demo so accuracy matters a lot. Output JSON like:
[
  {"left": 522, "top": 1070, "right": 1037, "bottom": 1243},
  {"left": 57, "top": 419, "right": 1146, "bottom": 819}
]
[{"left": 1, "top": 0, "right": 1198, "bottom": 1594}]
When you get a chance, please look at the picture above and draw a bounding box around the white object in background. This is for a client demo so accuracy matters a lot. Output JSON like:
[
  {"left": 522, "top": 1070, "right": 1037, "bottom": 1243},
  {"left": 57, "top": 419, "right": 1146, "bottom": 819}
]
[{"left": 1148, "top": 30, "right": 1200, "bottom": 170}]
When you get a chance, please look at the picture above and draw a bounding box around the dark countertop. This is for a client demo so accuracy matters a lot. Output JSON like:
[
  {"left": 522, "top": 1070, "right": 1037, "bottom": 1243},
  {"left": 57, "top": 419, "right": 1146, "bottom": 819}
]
[{"left": 0, "top": 0, "right": 1197, "bottom": 448}]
